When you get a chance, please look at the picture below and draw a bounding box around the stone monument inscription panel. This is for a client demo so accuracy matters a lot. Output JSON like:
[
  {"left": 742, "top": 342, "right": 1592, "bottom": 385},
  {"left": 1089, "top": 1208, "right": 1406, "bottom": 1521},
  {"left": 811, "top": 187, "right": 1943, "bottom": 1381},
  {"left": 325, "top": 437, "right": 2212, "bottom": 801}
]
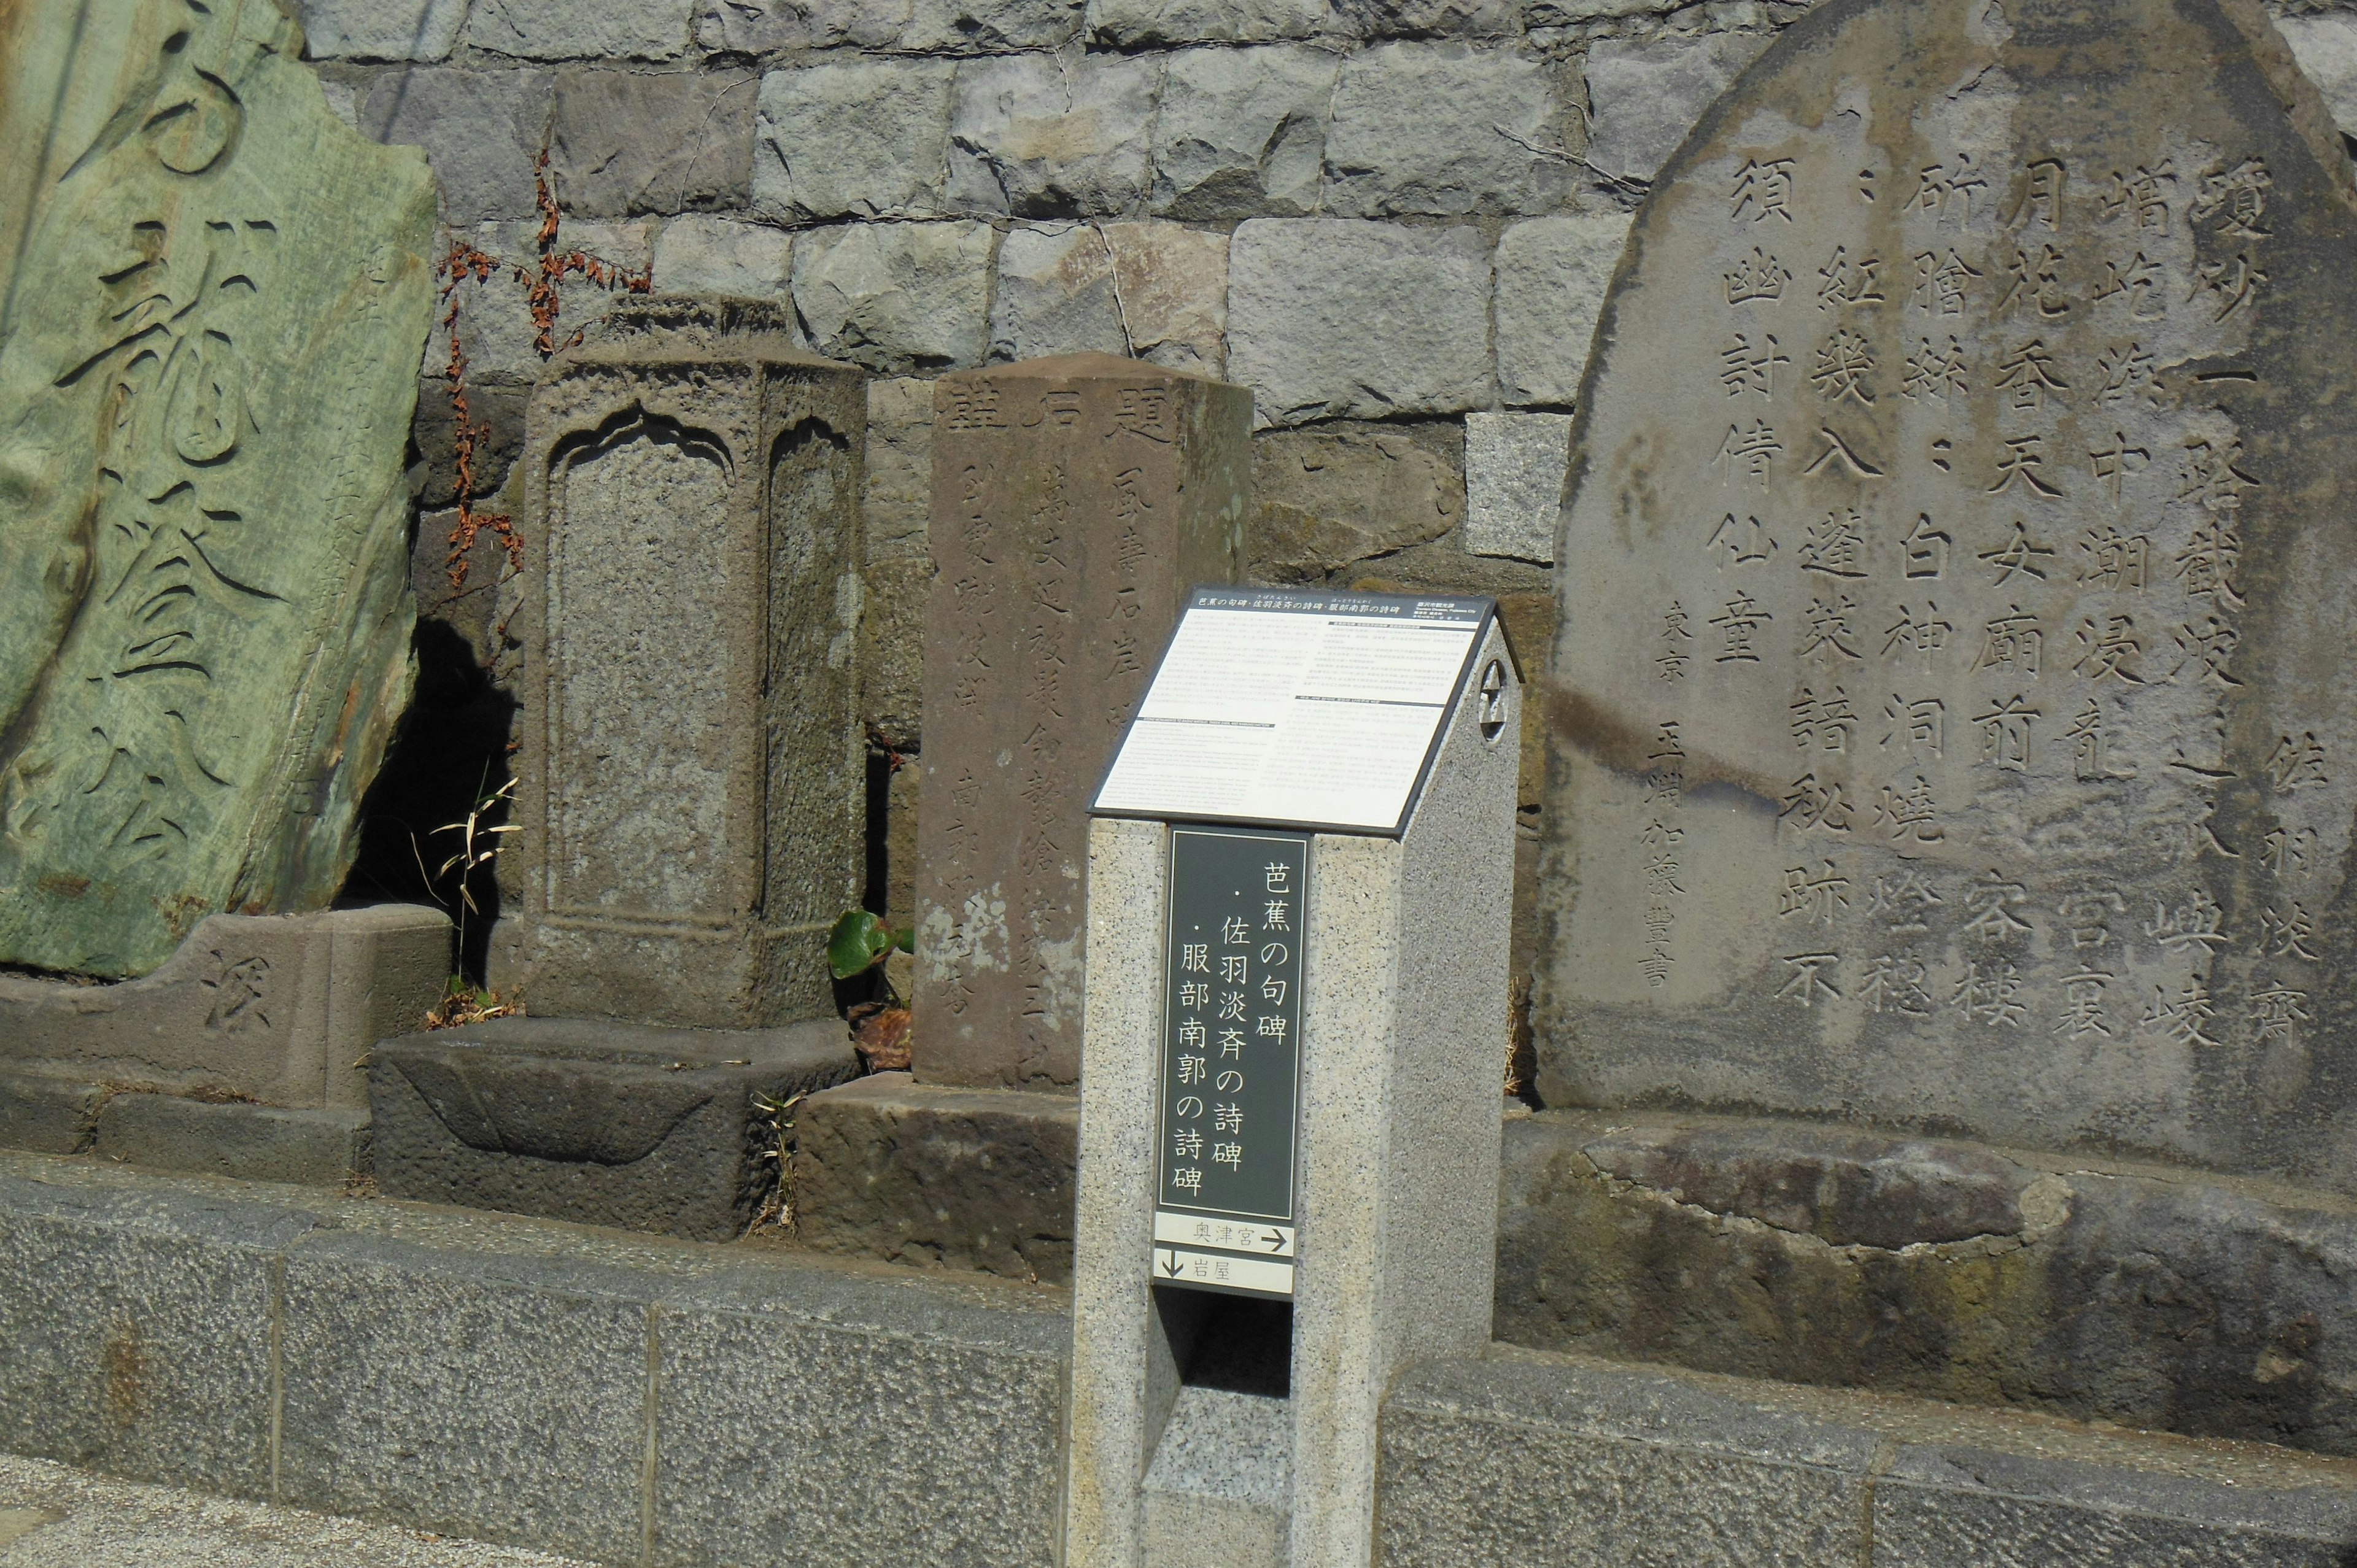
[{"left": 1538, "top": 0, "right": 2357, "bottom": 1188}]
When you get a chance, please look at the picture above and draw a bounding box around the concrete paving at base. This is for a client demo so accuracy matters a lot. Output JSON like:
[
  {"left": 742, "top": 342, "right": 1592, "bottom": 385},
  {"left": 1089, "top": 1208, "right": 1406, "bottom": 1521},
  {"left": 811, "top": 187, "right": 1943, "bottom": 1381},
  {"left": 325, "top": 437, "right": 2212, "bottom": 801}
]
[{"left": 0, "top": 1453, "right": 590, "bottom": 1568}]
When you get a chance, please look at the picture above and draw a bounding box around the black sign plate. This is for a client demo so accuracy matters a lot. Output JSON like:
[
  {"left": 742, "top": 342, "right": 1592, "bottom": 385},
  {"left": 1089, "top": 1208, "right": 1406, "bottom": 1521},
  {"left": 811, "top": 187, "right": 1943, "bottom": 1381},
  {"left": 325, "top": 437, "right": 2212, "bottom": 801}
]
[{"left": 1151, "top": 825, "right": 1307, "bottom": 1299}]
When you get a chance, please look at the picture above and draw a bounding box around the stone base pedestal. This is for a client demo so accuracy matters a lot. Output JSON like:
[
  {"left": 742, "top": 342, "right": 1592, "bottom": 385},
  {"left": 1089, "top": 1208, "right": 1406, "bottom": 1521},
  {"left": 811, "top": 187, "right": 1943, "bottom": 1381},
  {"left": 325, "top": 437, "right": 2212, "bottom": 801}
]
[
  {"left": 793, "top": 1073, "right": 1077, "bottom": 1283},
  {"left": 371, "top": 1016, "right": 857, "bottom": 1240}
]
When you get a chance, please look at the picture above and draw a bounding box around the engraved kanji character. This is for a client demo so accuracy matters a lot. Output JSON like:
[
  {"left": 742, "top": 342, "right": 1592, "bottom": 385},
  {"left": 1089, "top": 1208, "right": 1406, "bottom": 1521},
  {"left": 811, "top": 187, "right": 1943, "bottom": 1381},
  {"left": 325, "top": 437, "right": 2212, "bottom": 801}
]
[
  {"left": 1809, "top": 329, "right": 1878, "bottom": 406},
  {"left": 1709, "top": 592, "right": 1773, "bottom": 663},
  {"left": 1975, "top": 605, "right": 2043, "bottom": 678},
  {"left": 1881, "top": 694, "right": 1945, "bottom": 757},
  {"left": 1978, "top": 520, "right": 2057, "bottom": 582},
  {"left": 1173, "top": 1127, "right": 1205, "bottom": 1160},
  {"left": 1789, "top": 686, "right": 1859, "bottom": 753},
  {"left": 2250, "top": 984, "right": 2312, "bottom": 1044},
  {"left": 2191, "top": 157, "right": 2272, "bottom": 239},
  {"left": 1724, "top": 246, "right": 1792, "bottom": 304},
  {"left": 1880, "top": 603, "right": 1953, "bottom": 668},
  {"left": 1871, "top": 773, "right": 1943, "bottom": 843},
  {"left": 2054, "top": 965, "right": 2116, "bottom": 1039},
  {"left": 1962, "top": 869, "right": 2033, "bottom": 938},
  {"left": 2172, "top": 516, "right": 2246, "bottom": 609},
  {"left": 2087, "top": 434, "right": 2150, "bottom": 501},
  {"left": 1180, "top": 943, "right": 1210, "bottom": 973},
  {"left": 2264, "top": 733, "right": 2329, "bottom": 793},
  {"left": 2069, "top": 614, "right": 2146, "bottom": 685},
  {"left": 1799, "top": 509, "right": 1869, "bottom": 579},
  {"left": 1256, "top": 1014, "right": 1287, "bottom": 1041},
  {"left": 1779, "top": 773, "right": 1854, "bottom": 835},
  {"left": 1221, "top": 915, "right": 1251, "bottom": 944},
  {"left": 1815, "top": 245, "right": 1884, "bottom": 309},
  {"left": 1857, "top": 949, "right": 1935, "bottom": 1014},
  {"left": 1987, "top": 437, "right": 2063, "bottom": 499},
  {"left": 1171, "top": 1166, "right": 1203, "bottom": 1192},
  {"left": 2191, "top": 252, "right": 2268, "bottom": 322},
  {"left": 1218, "top": 1026, "right": 1246, "bottom": 1057},
  {"left": 1720, "top": 332, "right": 1789, "bottom": 398},
  {"left": 1910, "top": 248, "right": 1983, "bottom": 313},
  {"left": 2258, "top": 903, "right": 2321, "bottom": 961},
  {"left": 1952, "top": 961, "right": 2027, "bottom": 1027},
  {"left": 2100, "top": 160, "right": 2177, "bottom": 231},
  {"left": 2145, "top": 889, "right": 2228, "bottom": 952},
  {"left": 1714, "top": 421, "right": 1784, "bottom": 490},
  {"left": 1658, "top": 601, "right": 1693, "bottom": 681},
  {"left": 1266, "top": 862, "right": 1292, "bottom": 893},
  {"left": 1864, "top": 864, "right": 1943, "bottom": 932},
  {"left": 1212, "top": 1143, "right": 1243, "bottom": 1168},
  {"left": 1901, "top": 336, "right": 1969, "bottom": 401},
  {"left": 2058, "top": 885, "right": 2127, "bottom": 949},
  {"left": 2166, "top": 616, "right": 2242, "bottom": 689},
  {"left": 1263, "top": 898, "right": 1291, "bottom": 930},
  {"left": 1993, "top": 338, "right": 2069, "bottom": 411},
  {"left": 1776, "top": 951, "right": 1844, "bottom": 1006},
  {"left": 2005, "top": 156, "right": 2068, "bottom": 229},
  {"left": 1799, "top": 595, "right": 1863, "bottom": 663},
  {"left": 1997, "top": 244, "right": 2070, "bottom": 319},
  {"left": 1214, "top": 1102, "right": 1244, "bottom": 1132},
  {"left": 1907, "top": 153, "right": 1987, "bottom": 223},
  {"left": 2262, "top": 827, "right": 2319, "bottom": 877},
  {"left": 1901, "top": 514, "right": 1949, "bottom": 579},
  {"left": 1221, "top": 952, "right": 1250, "bottom": 983},
  {"left": 1178, "top": 1054, "right": 1209, "bottom": 1086},
  {"left": 2094, "top": 342, "right": 2157, "bottom": 405},
  {"left": 1218, "top": 991, "right": 1248, "bottom": 1021},
  {"left": 2092, "top": 253, "right": 2166, "bottom": 319},
  {"left": 1706, "top": 512, "right": 1778, "bottom": 566},
  {"left": 1730, "top": 156, "right": 1797, "bottom": 222},
  {"left": 1802, "top": 425, "right": 1884, "bottom": 478},
  {"left": 2077, "top": 525, "right": 2150, "bottom": 591},
  {"left": 2064, "top": 698, "right": 2132, "bottom": 781},
  {"left": 1777, "top": 860, "right": 1851, "bottom": 925},
  {"left": 2140, "top": 977, "right": 2220, "bottom": 1048}
]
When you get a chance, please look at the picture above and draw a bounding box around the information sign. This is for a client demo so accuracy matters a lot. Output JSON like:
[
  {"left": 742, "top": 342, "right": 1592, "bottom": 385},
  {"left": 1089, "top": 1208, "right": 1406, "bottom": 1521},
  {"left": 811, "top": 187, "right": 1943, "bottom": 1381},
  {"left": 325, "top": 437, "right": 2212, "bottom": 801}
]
[
  {"left": 1151, "top": 825, "right": 1307, "bottom": 1299},
  {"left": 1094, "top": 588, "right": 1495, "bottom": 835}
]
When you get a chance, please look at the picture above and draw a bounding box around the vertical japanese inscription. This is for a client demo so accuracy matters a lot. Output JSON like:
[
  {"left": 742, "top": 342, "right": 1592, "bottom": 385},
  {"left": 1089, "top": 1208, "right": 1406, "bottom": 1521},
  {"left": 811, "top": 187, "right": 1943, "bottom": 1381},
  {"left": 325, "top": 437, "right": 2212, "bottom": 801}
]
[
  {"left": 1152, "top": 826, "right": 1307, "bottom": 1300},
  {"left": 1542, "top": 0, "right": 2357, "bottom": 1181}
]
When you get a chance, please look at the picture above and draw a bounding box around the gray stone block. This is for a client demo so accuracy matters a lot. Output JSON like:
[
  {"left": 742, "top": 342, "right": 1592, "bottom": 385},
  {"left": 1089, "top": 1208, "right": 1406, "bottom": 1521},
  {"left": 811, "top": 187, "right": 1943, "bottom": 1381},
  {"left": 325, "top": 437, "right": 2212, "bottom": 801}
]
[
  {"left": 0, "top": 905, "right": 448, "bottom": 1113},
  {"left": 1325, "top": 44, "right": 1574, "bottom": 217},
  {"left": 90, "top": 1096, "right": 369, "bottom": 1189},
  {"left": 2280, "top": 13, "right": 2357, "bottom": 139},
  {"left": 864, "top": 376, "right": 935, "bottom": 567},
  {"left": 947, "top": 53, "right": 1161, "bottom": 218},
  {"left": 1874, "top": 1442, "right": 2357, "bottom": 1566},
  {"left": 276, "top": 1231, "right": 654, "bottom": 1561},
  {"left": 753, "top": 58, "right": 956, "bottom": 223},
  {"left": 290, "top": 0, "right": 468, "bottom": 60},
  {"left": 1493, "top": 211, "right": 1628, "bottom": 406},
  {"left": 1328, "top": 0, "right": 1518, "bottom": 37},
  {"left": 1088, "top": 0, "right": 1324, "bottom": 45},
  {"left": 462, "top": 0, "right": 694, "bottom": 58},
  {"left": 1151, "top": 45, "right": 1336, "bottom": 220},
  {"left": 1380, "top": 1353, "right": 1879, "bottom": 1566},
  {"left": 650, "top": 1261, "right": 1068, "bottom": 1568},
  {"left": 900, "top": 0, "right": 1088, "bottom": 52},
  {"left": 548, "top": 69, "right": 757, "bottom": 218},
  {"left": 695, "top": 0, "right": 909, "bottom": 51},
  {"left": 649, "top": 215, "right": 792, "bottom": 299},
  {"left": 426, "top": 218, "right": 655, "bottom": 384},
  {"left": 1227, "top": 218, "right": 1491, "bottom": 425},
  {"left": 793, "top": 221, "right": 994, "bottom": 373},
  {"left": 1465, "top": 411, "right": 1570, "bottom": 563},
  {"left": 793, "top": 1072, "right": 1078, "bottom": 1283},
  {"left": 989, "top": 225, "right": 1128, "bottom": 362},
  {"left": 361, "top": 68, "right": 554, "bottom": 224},
  {"left": 991, "top": 220, "right": 1228, "bottom": 371},
  {"left": 0, "top": 1170, "right": 311, "bottom": 1496},
  {"left": 1250, "top": 420, "right": 1466, "bottom": 581},
  {"left": 0, "top": 1072, "right": 102, "bottom": 1157},
  {"left": 372, "top": 1016, "right": 857, "bottom": 1240},
  {"left": 1582, "top": 33, "right": 1773, "bottom": 183},
  {"left": 1142, "top": 1386, "right": 1290, "bottom": 1566}
]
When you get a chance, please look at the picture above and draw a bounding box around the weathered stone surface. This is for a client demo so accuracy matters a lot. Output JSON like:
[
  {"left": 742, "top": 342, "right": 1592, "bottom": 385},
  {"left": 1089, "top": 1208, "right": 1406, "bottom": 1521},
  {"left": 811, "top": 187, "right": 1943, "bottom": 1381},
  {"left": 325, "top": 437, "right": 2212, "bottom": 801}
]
[
  {"left": 0, "top": 1071, "right": 103, "bottom": 1156},
  {"left": 2280, "top": 14, "right": 2357, "bottom": 139},
  {"left": 1088, "top": 0, "right": 1326, "bottom": 45},
  {"left": 1228, "top": 218, "right": 1492, "bottom": 424},
  {"left": 1325, "top": 44, "right": 1576, "bottom": 217},
  {"left": 372, "top": 1016, "right": 856, "bottom": 1239},
  {"left": 1328, "top": 0, "right": 1519, "bottom": 39},
  {"left": 547, "top": 69, "right": 757, "bottom": 217},
  {"left": 862, "top": 378, "right": 934, "bottom": 747},
  {"left": 0, "top": 0, "right": 436, "bottom": 978},
  {"left": 901, "top": 0, "right": 1088, "bottom": 52},
  {"left": 917, "top": 355, "right": 1249, "bottom": 1087},
  {"left": 0, "top": 906, "right": 446, "bottom": 1111},
  {"left": 1381, "top": 1348, "right": 2357, "bottom": 1567},
  {"left": 91, "top": 1095, "right": 370, "bottom": 1188},
  {"left": 989, "top": 222, "right": 1228, "bottom": 371},
  {"left": 1467, "top": 412, "right": 1571, "bottom": 563},
  {"left": 792, "top": 220, "right": 994, "bottom": 373},
  {"left": 947, "top": 54, "right": 1162, "bottom": 218},
  {"left": 424, "top": 218, "right": 654, "bottom": 390},
  {"left": 1250, "top": 421, "right": 1466, "bottom": 581},
  {"left": 1495, "top": 1108, "right": 2357, "bottom": 1458},
  {"left": 696, "top": 0, "right": 910, "bottom": 51},
  {"left": 1539, "top": 0, "right": 2357, "bottom": 1190},
  {"left": 361, "top": 68, "right": 553, "bottom": 225},
  {"left": 1582, "top": 33, "right": 1774, "bottom": 183},
  {"left": 991, "top": 226, "right": 1128, "bottom": 362},
  {"left": 1151, "top": 44, "right": 1336, "bottom": 220},
  {"left": 0, "top": 1166, "right": 310, "bottom": 1494},
  {"left": 495, "top": 301, "right": 863, "bottom": 1028},
  {"left": 649, "top": 215, "right": 792, "bottom": 298},
  {"left": 278, "top": 1232, "right": 653, "bottom": 1559},
  {"left": 753, "top": 58, "right": 956, "bottom": 223},
  {"left": 1495, "top": 212, "right": 1631, "bottom": 406},
  {"left": 651, "top": 1257, "right": 1069, "bottom": 1568},
  {"left": 462, "top": 0, "right": 694, "bottom": 59},
  {"left": 290, "top": 0, "right": 469, "bottom": 61},
  {"left": 793, "top": 1072, "right": 1078, "bottom": 1281}
]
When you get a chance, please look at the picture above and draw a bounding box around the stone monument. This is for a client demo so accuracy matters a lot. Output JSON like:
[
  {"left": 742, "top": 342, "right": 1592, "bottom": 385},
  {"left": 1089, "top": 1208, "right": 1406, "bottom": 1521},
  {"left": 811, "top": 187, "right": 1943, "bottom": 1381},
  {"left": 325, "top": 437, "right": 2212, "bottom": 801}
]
[
  {"left": 1066, "top": 590, "right": 1522, "bottom": 1567},
  {"left": 0, "top": 0, "right": 438, "bottom": 978},
  {"left": 492, "top": 298, "right": 867, "bottom": 1029},
  {"left": 916, "top": 353, "right": 1251, "bottom": 1089},
  {"left": 1537, "top": 0, "right": 2357, "bottom": 1189}
]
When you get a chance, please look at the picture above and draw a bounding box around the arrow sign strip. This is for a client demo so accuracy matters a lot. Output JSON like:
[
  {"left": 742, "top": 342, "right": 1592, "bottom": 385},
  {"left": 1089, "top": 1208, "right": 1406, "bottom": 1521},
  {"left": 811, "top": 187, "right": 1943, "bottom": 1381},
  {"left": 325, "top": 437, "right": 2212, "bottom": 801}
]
[{"left": 1148, "top": 1245, "right": 1296, "bottom": 1299}]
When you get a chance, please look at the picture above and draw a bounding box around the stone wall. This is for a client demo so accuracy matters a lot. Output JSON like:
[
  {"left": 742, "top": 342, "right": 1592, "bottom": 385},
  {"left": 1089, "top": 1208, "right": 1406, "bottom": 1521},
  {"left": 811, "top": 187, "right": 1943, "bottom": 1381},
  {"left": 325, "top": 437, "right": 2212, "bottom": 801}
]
[{"left": 298, "top": 0, "right": 2357, "bottom": 986}]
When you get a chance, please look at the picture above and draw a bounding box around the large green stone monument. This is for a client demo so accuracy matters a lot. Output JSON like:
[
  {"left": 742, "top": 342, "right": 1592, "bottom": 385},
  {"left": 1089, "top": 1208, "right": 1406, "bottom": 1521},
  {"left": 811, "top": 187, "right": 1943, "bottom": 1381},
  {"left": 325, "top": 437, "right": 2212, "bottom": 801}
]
[{"left": 0, "top": 0, "right": 437, "bottom": 976}]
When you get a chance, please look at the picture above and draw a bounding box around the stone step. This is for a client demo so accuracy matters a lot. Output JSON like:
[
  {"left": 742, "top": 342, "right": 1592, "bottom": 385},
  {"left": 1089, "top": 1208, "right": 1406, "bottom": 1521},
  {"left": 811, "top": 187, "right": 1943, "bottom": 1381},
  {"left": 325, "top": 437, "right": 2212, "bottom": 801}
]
[{"left": 0, "top": 1149, "right": 2350, "bottom": 1566}]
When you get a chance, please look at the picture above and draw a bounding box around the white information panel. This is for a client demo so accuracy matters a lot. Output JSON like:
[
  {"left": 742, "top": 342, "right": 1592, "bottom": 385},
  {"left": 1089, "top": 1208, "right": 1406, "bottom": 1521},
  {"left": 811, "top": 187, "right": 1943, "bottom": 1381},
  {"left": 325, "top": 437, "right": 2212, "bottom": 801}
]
[{"left": 1093, "top": 588, "right": 1494, "bottom": 835}]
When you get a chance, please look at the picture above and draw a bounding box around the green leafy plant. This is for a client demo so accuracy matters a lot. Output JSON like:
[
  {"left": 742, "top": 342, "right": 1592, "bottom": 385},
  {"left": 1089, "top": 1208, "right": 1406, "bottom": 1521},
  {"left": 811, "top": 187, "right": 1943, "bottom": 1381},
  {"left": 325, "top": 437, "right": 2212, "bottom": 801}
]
[{"left": 828, "top": 910, "right": 914, "bottom": 1072}]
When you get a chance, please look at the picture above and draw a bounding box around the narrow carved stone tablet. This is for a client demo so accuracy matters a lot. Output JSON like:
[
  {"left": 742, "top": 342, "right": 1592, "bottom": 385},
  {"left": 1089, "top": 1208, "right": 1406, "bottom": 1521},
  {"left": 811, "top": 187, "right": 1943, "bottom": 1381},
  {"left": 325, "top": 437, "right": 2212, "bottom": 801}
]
[
  {"left": 498, "top": 300, "right": 865, "bottom": 1030},
  {"left": 1538, "top": 0, "right": 2357, "bottom": 1188},
  {"left": 918, "top": 354, "right": 1249, "bottom": 1089},
  {"left": 0, "top": 0, "right": 437, "bottom": 978}
]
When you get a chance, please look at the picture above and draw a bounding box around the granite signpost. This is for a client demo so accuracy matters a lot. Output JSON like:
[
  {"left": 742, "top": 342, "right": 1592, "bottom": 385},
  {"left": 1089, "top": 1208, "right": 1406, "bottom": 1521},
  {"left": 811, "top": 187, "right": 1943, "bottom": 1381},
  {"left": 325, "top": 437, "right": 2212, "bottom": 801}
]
[
  {"left": 1539, "top": 0, "right": 2357, "bottom": 1191},
  {"left": 915, "top": 354, "right": 1251, "bottom": 1091},
  {"left": 1068, "top": 589, "right": 1521, "bottom": 1568}
]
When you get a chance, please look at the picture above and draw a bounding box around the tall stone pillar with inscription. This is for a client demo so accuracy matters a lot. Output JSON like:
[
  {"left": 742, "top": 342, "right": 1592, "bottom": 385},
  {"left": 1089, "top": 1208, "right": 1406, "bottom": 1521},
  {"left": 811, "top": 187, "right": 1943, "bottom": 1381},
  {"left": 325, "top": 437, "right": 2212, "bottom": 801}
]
[
  {"left": 1537, "top": 0, "right": 2357, "bottom": 1191},
  {"left": 0, "top": 0, "right": 437, "bottom": 978},
  {"left": 916, "top": 353, "right": 1251, "bottom": 1089}
]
